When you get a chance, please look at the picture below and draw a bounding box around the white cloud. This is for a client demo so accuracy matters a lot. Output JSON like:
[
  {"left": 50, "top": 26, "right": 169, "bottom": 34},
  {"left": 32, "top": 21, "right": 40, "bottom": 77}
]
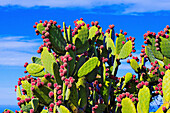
[
  {"left": 1, "top": 0, "right": 170, "bottom": 13},
  {"left": 0, "top": 36, "right": 41, "bottom": 66}
]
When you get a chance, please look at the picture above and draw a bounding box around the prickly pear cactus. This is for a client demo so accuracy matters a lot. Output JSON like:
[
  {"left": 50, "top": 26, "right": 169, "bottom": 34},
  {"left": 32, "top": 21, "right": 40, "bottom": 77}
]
[{"left": 5, "top": 19, "right": 170, "bottom": 113}]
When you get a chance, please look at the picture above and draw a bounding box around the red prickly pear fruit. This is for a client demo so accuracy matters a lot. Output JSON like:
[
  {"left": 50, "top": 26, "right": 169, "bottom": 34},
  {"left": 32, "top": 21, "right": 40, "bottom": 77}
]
[
  {"left": 39, "top": 20, "right": 42, "bottom": 23},
  {"left": 49, "top": 91, "right": 54, "bottom": 98},
  {"left": 59, "top": 69, "right": 63, "bottom": 73},
  {"left": 161, "top": 90, "right": 163, "bottom": 95},
  {"left": 161, "top": 71, "right": 165, "bottom": 76},
  {"left": 115, "top": 33, "right": 119, "bottom": 37},
  {"left": 141, "top": 81, "right": 145, "bottom": 85},
  {"left": 53, "top": 21, "right": 57, "bottom": 25},
  {"left": 80, "top": 18, "right": 83, "bottom": 20},
  {"left": 100, "top": 45, "right": 104, "bottom": 49},
  {"left": 24, "top": 71, "right": 28, "bottom": 73},
  {"left": 158, "top": 78, "right": 162, "bottom": 82},
  {"left": 135, "top": 98, "right": 138, "bottom": 102},
  {"left": 63, "top": 62, "right": 67, "bottom": 67},
  {"left": 54, "top": 83, "right": 58, "bottom": 88},
  {"left": 165, "top": 66, "right": 169, "bottom": 70},
  {"left": 41, "top": 35, "right": 45, "bottom": 39},
  {"left": 61, "top": 29, "right": 64, "bottom": 32},
  {"left": 155, "top": 43, "right": 159, "bottom": 47},
  {"left": 116, "top": 97, "right": 121, "bottom": 102},
  {"left": 30, "top": 109, "right": 34, "bottom": 113},
  {"left": 166, "top": 25, "right": 169, "bottom": 29},
  {"left": 155, "top": 39, "right": 159, "bottom": 43},
  {"left": 122, "top": 41, "right": 125, "bottom": 44},
  {"left": 159, "top": 87, "right": 162, "bottom": 90},
  {"left": 45, "top": 27, "right": 49, "bottom": 31},
  {"left": 68, "top": 44, "right": 72, "bottom": 49},
  {"left": 119, "top": 94, "right": 123, "bottom": 99},
  {"left": 57, "top": 25, "right": 61, "bottom": 28},
  {"left": 120, "top": 29, "right": 123, "bottom": 33},
  {"left": 68, "top": 57, "right": 73, "bottom": 61},
  {"left": 127, "top": 59, "right": 130, "bottom": 63},
  {"left": 70, "top": 79, "right": 75, "bottom": 84},
  {"left": 117, "top": 103, "right": 122, "bottom": 107},
  {"left": 124, "top": 32, "right": 127, "bottom": 35},
  {"left": 60, "top": 73, "right": 64, "bottom": 77},
  {"left": 86, "top": 24, "right": 90, "bottom": 28},
  {"left": 91, "top": 21, "right": 94, "bottom": 26},
  {"left": 162, "top": 106, "right": 166, "bottom": 112},
  {"left": 155, "top": 91, "right": 159, "bottom": 94},
  {"left": 81, "top": 23, "right": 85, "bottom": 26},
  {"left": 35, "top": 22, "right": 38, "bottom": 25},
  {"left": 126, "top": 92, "right": 130, "bottom": 97},
  {"left": 106, "top": 68, "right": 109, "bottom": 71},
  {"left": 156, "top": 47, "right": 160, "bottom": 51},
  {"left": 144, "top": 81, "right": 149, "bottom": 86},
  {"left": 61, "top": 76, "right": 65, "bottom": 81},
  {"left": 98, "top": 84, "right": 102, "bottom": 88},
  {"left": 63, "top": 69, "right": 67, "bottom": 75},
  {"left": 94, "top": 105, "right": 98, "bottom": 109},
  {"left": 72, "top": 45, "right": 76, "bottom": 51},
  {"left": 129, "top": 94, "right": 133, "bottom": 98},
  {"left": 45, "top": 32, "right": 49, "bottom": 37},
  {"left": 65, "top": 46, "right": 69, "bottom": 51},
  {"left": 49, "top": 108, "right": 53, "bottom": 112},
  {"left": 131, "top": 97, "right": 135, "bottom": 102},
  {"left": 68, "top": 84, "right": 72, "bottom": 89},
  {"left": 141, "top": 45, "right": 145, "bottom": 48},
  {"left": 57, "top": 95, "right": 62, "bottom": 100},
  {"left": 57, "top": 90, "right": 62, "bottom": 95},
  {"left": 132, "top": 49, "right": 136, "bottom": 53},
  {"left": 56, "top": 101, "right": 60, "bottom": 106},
  {"left": 144, "top": 40, "right": 148, "bottom": 44},
  {"left": 33, "top": 25, "right": 36, "bottom": 28},
  {"left": 63, "top": 58, "right": 67, "bottom": 63},
  {"left": 47, "top": 83, "right": 52, "bottom": 87},
  {"left": 60, "top": 65, "right": 64, "bottom": 69},
  {"left": 50, "top": 103, "right": 54, "bottom": 108},
  {"left": 94, "top": 21, "right": 99, "bottom": 26},
  {"left": 17, "top": 97, "right": 21, "bottom": 101}
]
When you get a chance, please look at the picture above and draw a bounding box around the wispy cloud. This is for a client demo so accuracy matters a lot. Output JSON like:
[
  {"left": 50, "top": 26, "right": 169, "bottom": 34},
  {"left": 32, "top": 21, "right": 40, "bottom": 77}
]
[
  {"left": 0, "top": 36, "right": 41, "bottom": 66},
  {"left": 1, "top": 0, "right": 170, "bottom": 14}
]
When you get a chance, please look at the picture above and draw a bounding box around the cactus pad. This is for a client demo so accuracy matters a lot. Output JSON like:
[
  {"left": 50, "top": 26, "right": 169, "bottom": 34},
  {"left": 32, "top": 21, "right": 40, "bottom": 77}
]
[
  {"left": 95, "top": 104, "right": 106, "bottom": 113},
  {"left": 41, "top": 47, "right": 56, "bottom": 75},
  {"left": 32, "top": 56, "right": 42, "bottom": 65},
  {"left": 145, "top": 46, "right": 156, "bottom": 63},
  {"left": 106, "top": 36, "right": 116, "bottom": 55},
  {"left": 137, "top": 85, "right": 150, "bottom": 113},
  {"left": 122, "top": 72, "right": 132, "bottom": 89},
  {"left": 116, "top": 33, "right": 126, "bottom": 54},
  {"left": 21, "top": 80, "right": 33, "bottom": 98},
  {"left": 57, "top": 105, "right": 71, "bottom": 113},
  {"left": 119, "top": 40, "right": 132, "bottom": 59},
  {"left": 78, "top": 86, "right": 87, "bottom": 109},
  {"left": 52, "top": 62, "right": 62, "bottom": 85},
  {"left": 159, "top": 36, "right": 170, "bottom": 58},
  {"left": 121, "top": 98, "right": 136, "bottom": 113},
  {"left": 78, "top": 57, "right": 99, "bottom": 77},
  {"left": 31, "top": 98, "right": 39, "bottom": 112},
  {"left": 26, "top": 63, "right": 44, "bottom": 74},
  {"left": 130, "top": 59, "right": 140, "bottom": 73},
  {"left": 163, "top": 70, "right": 170, "bottom": 102}
]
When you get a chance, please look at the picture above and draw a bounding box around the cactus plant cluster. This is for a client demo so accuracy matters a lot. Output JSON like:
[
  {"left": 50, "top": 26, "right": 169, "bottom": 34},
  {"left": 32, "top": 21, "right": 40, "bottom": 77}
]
[{"left": 3, "top": 18, "right": 170, "bottom": 113}]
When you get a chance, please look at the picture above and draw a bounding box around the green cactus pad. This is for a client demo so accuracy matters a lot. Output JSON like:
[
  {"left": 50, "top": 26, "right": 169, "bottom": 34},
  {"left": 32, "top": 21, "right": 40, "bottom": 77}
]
[
  {"left": 63, "top": 22, "right": 69, "bottom": 42},
  {"left": 21, "top": 80, "right": 33, "bottom": 98},
  {"left": 67, "top": 50, "right": 76, "bottom": 75},
  {"left": 145, "top": 46, "right": 156, "bottom": 63},
  {"left": 26, "top": 63, "right": 44, "bottom": 74},
  {"left": 78, "top": 57, "right": 99, "bottom": 77},
  {"left": 31, "top": 57, "right": 42, "bottom": 65},
  {"left": 68, "top": 26, "right": 72, "bottom": 44},
  {"left": 159, "top": 36, "right": 170, "bottom": 58},
  {"left": 57, "top": 105, "right": 71, "bottom": 113},
  {"left": 121, "top": 98, "right": 136, "bottom": 113},
  {"left": 21, "top": 103, "right": 32, "bottom": 112},
  {"left": 116, "top": 33, "right": 126, "bottom": 54},
  {"left": 130, "top": 59, "right": 140, "bottom": 73},
  {"left": 31, "top": 98, "right": 39, "bottom": 112},
  {"left": 86, "top": 67, "right": 98, "bottom": 82},
  {"left": 122, "top": 72, "right": 132, "bottom": 89},
  {"left": 49, "top": 24, "right": 66, "bottom": 54},
  {"left": 112, "top": 56, "right": 118, "bottom": 75},
  {"left": 163, "top": 70, "right": 170, "bottom": 102},
  {"left": 33, "top": 86, "right": 53, "bottom": 106},
  {"left": 76, "top": 40, "right": 89, "bottom": 55},
  {"left": 119, "top": 40, "right": 132, "bottom": 59},
  {"left": 88, "top": 26, "right": 99, "bottom": 43},
  {"left": 95, "top": 104, "right": 106, "bottom": 113},
  {"left": 37, "top": 23, "right": 45, "bottom": 34},
  {"left": 163, "top": 57, "right": 170, "bottom": 66},
  {"left": 30, "top": 70, "right": 46, "bottom": 77},
  {"left": 103, "top": 63, "right": 106, "bottom": 83},
  {"left": 78, "top": 86, "right": 87, "bottom": 109},
  {"left": 74, "top": 25, "right": 89, "bottom": 48},
  {"left": 41, "top": 47, "right": 56, "bottom": 75},
  {"left": 67, "top": 83, "right": 78, "bottom": 112},
  {"left": 74, "top": 56, "right": 85, "bottom": 75},
  {"left": 105, "top": 36, "right": 116, "bottom": 55},
  {"left": 52, "top": 62, "right": 62, "bottom": 85},
  {"left": 16, "top": 86, "right": 22, "bottom": 98},
  {"left": 137, "top": 85, "right": 150, "bottom": 113},
  {"left": 101, "top": 81, "right": 110, "bottom": 104},
  {"left": 147, "top": 35, "right": 163, "bottom": 60}
]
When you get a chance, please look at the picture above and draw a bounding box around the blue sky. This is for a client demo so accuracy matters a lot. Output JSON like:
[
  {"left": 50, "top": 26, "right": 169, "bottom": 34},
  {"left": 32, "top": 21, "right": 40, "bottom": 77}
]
[{"left": 0, "top": 0, "right": 170, "bottom": 106}]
